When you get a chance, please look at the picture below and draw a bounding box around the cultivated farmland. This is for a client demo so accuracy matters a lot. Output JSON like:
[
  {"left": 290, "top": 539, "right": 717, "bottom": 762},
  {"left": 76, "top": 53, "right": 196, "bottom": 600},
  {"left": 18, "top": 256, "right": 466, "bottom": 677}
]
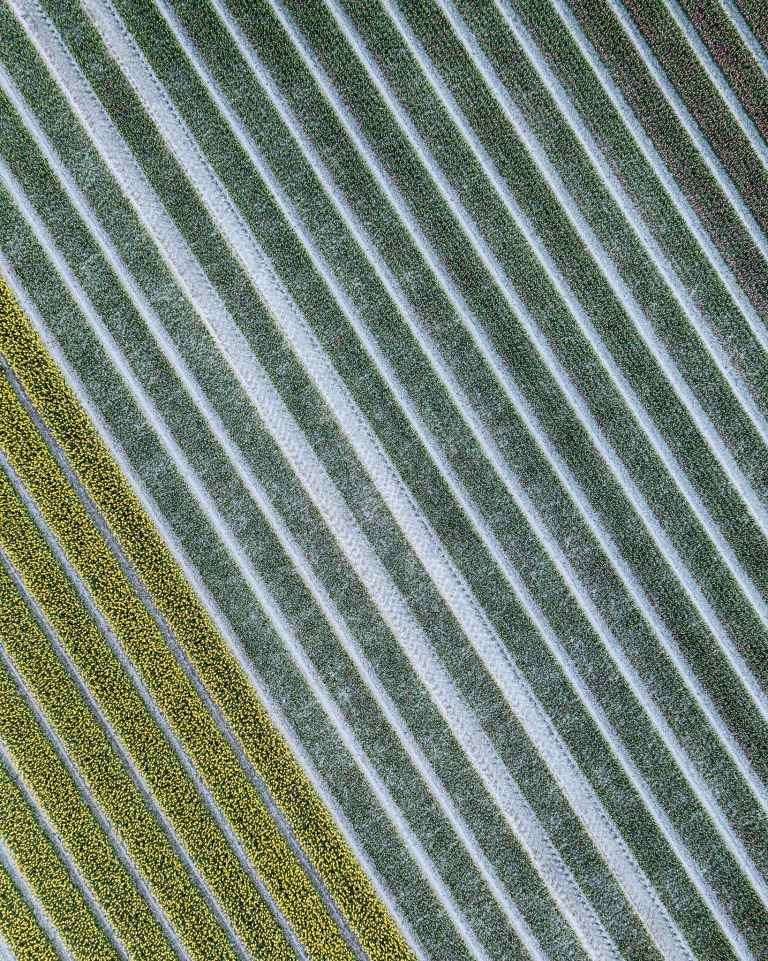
[{"left": 0, "top": 1, "right": 766, "bottom": 960}]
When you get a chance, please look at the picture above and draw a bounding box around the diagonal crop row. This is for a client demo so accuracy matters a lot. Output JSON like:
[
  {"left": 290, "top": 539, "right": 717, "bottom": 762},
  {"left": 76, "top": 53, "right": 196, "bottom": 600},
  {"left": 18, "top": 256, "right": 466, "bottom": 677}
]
[
  {"left": 0, "top": 859, "right": 61, "bottom": 961},
  {"left": 0, "top": 66, "right": 556, "bottom": 960},
  {"left": 0, "top": 338, "right": 360, "bottom": 958},
  {"left": 620, "top": 0, "right": 768, "bottom": 238},
  {"left": 0, "top": 537, "right": 253, "bottom": 961},
  {"left": 0, "top": 0, "right": 760, "bottom": 952},
  {"left": 93, "top": 5, "right": 764, "bottom": 956},
  {"left": 0, "top": 277, "right": 414, "bottom": 961},
  {"left": 0, "top": 387, "right": 305, "bottom": 961},
  {"left": 0, "top": 746, "right": 121, "bottom": 961},
  {"left": 0, "top": 650, "right": 178, "bottom": 961},
  {"left": 0, "top": 370, "right": 351, "bottom": 961}
]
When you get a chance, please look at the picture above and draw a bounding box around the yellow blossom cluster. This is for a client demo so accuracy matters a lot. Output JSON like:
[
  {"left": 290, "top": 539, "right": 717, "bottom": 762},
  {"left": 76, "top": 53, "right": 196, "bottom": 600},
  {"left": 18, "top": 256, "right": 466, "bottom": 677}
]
[
  {"left": 0, "top": 858, "right": 61, "bottom": 961},
  {"left": 0, "top": 748, "right": 121, "bottom": 961},
  {"left": 0, "top": 278, "right": 414, "bottom": 960}
]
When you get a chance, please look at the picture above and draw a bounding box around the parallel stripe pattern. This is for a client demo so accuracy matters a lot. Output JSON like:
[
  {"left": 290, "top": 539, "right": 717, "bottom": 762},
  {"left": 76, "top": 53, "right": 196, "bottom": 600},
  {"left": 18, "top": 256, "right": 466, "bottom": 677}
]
[{"left": 0, "top": 0, "right": 766, "bottom": 959}]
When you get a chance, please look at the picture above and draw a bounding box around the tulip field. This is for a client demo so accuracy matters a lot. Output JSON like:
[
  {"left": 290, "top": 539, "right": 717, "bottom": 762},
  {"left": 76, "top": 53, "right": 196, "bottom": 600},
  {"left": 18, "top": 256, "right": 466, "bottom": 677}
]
[{"left": 0, "top": 1, "right": 767, "bottom": 960}]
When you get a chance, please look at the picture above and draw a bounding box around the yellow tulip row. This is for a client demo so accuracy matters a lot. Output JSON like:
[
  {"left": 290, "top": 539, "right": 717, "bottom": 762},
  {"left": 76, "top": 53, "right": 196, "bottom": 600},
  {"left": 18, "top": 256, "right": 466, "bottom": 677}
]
[
  {"left": 0, "top": 387, "right": 300, "bottom": 961},
  {"left": 0, "top": 277, "right": 415, "bottom": 961},
  {"left": 0, "top": 538, "right": 251, "bottom": 961},
  {"left": 0, "top": 283, "right": 390, "bottom": 960},
  {"left": 0, "top": 738, "right": 121, "bottom": 961},
  {"left": 0, "top": 653, "right": 176, "bottom": 961},
  {"left": 0, "top": 860, "right": 60, "bottom": 961}
]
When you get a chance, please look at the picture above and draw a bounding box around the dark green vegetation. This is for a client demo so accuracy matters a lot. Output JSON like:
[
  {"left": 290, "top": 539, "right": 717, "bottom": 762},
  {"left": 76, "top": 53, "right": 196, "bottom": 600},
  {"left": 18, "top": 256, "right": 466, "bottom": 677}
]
[{"left": 0, "top": 1, "right": 767, "bottom": 959}]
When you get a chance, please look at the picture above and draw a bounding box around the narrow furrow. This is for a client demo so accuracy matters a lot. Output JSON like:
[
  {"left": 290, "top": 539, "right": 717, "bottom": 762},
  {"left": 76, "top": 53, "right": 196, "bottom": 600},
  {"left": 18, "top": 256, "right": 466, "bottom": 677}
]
[{"left": 0, "top": 932, "right": 17, "bottom": 961}]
